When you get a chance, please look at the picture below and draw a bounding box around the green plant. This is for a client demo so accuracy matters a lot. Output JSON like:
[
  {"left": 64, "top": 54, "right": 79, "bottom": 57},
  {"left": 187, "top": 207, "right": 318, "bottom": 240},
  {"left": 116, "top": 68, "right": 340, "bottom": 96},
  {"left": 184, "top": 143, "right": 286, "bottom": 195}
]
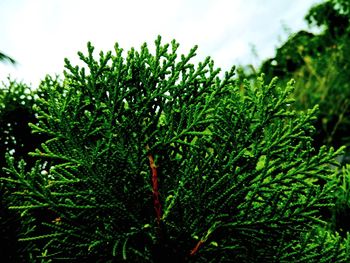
[
  {"left": 0, "top": 79, "right": 47, "bottom": 167},
  {"left": 328, "top": 164, "right": 350, "bottom": 236},
  {"left": 0, "top": 51, "right": 16, "bottom": 64},
  {"left": 0, "top": 79, "right": 49, "bottom": 262},
  {"left": 248, "top": 0, "right": 350, "bottom": 152},
  {"left": 1, "top": 37, "right": 349, "bottom": 262}
]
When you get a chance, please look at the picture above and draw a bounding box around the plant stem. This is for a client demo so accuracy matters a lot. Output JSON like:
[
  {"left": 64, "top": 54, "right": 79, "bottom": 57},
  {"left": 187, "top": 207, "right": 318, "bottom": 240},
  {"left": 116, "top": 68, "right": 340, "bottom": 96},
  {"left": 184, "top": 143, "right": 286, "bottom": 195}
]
[{"left": 146, "top": 146, "right": 162, "bottom": 226}]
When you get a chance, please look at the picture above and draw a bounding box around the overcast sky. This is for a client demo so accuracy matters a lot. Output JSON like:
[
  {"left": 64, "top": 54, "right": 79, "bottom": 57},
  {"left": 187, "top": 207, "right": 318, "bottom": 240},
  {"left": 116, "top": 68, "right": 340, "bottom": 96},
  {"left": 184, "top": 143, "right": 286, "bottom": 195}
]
[{"left": 0, "top": 0, "right": 321, "bottom": 87}]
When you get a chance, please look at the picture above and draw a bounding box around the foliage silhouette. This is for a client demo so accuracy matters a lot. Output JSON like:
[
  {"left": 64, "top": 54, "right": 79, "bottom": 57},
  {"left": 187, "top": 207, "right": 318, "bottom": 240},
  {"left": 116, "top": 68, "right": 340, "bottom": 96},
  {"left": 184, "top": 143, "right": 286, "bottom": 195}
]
[{"left": 0, "top": 51, "right": 16, "bottom": 65}]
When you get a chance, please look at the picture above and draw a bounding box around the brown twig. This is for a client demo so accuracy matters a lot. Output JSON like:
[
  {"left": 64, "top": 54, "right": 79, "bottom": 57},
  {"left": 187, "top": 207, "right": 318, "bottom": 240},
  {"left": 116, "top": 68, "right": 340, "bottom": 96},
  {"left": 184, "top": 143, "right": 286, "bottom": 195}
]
[
  {"left": 146, "top": 145, "right": 162, "bottom": 226},
  {"left": 189, "top": 240, "right": 205, "bottom": 256}
]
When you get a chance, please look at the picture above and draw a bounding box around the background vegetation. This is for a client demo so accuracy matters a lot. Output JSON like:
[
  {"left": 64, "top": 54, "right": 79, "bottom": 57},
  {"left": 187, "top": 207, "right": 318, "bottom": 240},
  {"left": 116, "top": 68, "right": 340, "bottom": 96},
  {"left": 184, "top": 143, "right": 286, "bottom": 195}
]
[{"left": 239, "top": 0, "right": 350, "bottom": 152}]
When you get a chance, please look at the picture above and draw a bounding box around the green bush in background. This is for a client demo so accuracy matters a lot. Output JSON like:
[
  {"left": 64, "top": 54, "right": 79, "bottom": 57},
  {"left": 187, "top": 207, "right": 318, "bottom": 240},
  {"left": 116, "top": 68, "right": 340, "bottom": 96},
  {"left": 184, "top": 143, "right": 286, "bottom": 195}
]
[
  {"left": 240, "top": 0, "right": 350, "bottom": 153},
  {"left": 0, "top": 79, "right": 48, "bottom": 262}
]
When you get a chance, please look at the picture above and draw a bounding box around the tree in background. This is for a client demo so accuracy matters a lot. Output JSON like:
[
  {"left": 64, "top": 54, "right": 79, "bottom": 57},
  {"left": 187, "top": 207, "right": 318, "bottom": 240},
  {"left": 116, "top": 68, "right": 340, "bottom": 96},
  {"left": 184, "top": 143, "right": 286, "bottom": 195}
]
[
  {"left": 252, "top": 0, "right": 350, "bottom": 151},
  {"left": 1, "top": 37, "right": 349, "bottom": 262},
  {"left": 0, "top": 79, "right": 48, "bottom": 262}
]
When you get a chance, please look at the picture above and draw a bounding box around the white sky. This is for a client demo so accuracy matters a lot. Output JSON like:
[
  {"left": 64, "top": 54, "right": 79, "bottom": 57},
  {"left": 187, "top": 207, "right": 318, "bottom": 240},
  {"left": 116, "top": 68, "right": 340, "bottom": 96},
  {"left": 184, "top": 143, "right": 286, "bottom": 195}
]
[{"left": 0, "top": 0, "right": 321, "bottom": 87}]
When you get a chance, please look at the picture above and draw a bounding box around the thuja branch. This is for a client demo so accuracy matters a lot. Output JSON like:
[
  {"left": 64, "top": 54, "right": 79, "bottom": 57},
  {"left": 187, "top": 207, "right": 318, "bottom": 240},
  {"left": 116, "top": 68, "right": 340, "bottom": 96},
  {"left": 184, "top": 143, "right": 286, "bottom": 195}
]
[
  {"left": 188, "top": 222, "right": 219, "bottom": 257},
  {"left": 146, "top": 145, "right": 162, "bottom": 226},
  {"left": 189, "top": 239, "right": 205, "bottom": 257}
]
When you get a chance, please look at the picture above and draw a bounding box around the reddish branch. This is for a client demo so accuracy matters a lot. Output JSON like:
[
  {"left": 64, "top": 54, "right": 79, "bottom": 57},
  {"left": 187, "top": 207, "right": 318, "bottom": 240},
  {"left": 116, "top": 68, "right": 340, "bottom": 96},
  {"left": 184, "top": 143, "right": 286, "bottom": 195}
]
[
  {"left": 189, "top": 240, "right": 205, "bottom": 256},
  {"left": 147, "top": 147, "right": 162, "bottom": 226},
  {"left": 146, "top": 146, "right": 205, "bottom": 257}
]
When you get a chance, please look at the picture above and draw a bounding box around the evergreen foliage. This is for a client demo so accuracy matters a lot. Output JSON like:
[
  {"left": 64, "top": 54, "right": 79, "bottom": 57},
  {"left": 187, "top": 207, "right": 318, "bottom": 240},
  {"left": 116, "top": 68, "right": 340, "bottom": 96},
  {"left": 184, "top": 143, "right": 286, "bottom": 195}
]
[
  {"left": 236, "top": 1, "right": 350, "bottom": 239},
  {"left": 0, "top": 79, "right": 47, "bottom": 262},
  {"left": 2, "top": 37, "right": 350, "bottom": 262},
  {"left": 0, "top": 51, "right": 16, "bottom": 64},
  {"left": 247, "top": 0, "right": 350, "bottom": 151},
  {"left": 329, "top": 164, "right": 350, "bottom": 237},
  {"left": 0, "top": 79, "right": 46, "bottom": 167}
]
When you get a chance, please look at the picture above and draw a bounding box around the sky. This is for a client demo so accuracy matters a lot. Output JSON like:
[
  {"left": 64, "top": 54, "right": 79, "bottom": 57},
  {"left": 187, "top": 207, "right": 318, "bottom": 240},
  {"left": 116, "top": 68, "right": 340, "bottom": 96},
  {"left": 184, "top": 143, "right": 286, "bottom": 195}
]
[{"left": 0, "top": 0, "right": 321, "bottom": 87}]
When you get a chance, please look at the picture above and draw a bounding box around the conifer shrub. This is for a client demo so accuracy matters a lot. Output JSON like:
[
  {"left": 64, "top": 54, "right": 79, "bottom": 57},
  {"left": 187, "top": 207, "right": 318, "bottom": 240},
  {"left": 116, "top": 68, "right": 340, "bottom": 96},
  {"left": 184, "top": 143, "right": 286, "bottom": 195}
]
[
  {"left": 0, "top": 79, "right": 46, "bottom": 167},
  {"left": 0, "top": 79, "right": 48, "bottom": 262},
  {"left": 329, "top": 164, "right": 350, "bottom": 237},
  {"left": 2, "top": 37, "right": 350, "bottom": 262}
]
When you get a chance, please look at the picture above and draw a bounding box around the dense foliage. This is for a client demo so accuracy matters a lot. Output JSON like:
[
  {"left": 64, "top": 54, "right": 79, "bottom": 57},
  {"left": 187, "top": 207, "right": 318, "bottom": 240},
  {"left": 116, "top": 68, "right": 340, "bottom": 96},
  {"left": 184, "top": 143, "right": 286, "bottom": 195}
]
[
  {"left": 244, "top": 0, "right": 350, "bottom": 152},
  {"left": 1, "top": 37, "right": 350, "bottom": 262},
  {"left": 0, "top": 79, "right": 47, "bottom": 262},
  {"left": 1, "top": 1, "right": 350, "bottom": 261},
  {"left": 234, "top": 1, "right": 350, "bottom": 250}
]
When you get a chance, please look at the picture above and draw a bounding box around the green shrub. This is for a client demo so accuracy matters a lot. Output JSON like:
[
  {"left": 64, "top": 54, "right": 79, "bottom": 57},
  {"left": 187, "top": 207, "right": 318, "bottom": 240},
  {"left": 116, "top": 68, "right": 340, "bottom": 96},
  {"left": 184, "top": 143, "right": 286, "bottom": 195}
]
[
  {"left": 328, "top": 164, "right": 350, "bottom": 236},
  {"left": 0, "top": 79, "right": 48, "bottom": 262},
  {"left": 0, "top": 79, "right": 45, "bottom": 167},
  {"left": 253, "top": 0, "right": 350, "bottom": 153},
  {"left": 1, "top": 37, "right": 349, "bottom": 262}
]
